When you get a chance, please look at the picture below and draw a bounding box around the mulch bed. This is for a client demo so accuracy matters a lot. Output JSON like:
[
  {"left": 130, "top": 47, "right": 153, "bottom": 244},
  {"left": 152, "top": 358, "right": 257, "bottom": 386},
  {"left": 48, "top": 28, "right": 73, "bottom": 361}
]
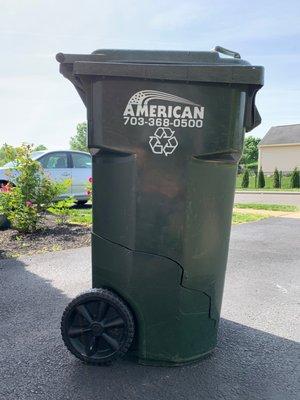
[{"left": 0, "top": 215, "right": 91, "bottom": 259}]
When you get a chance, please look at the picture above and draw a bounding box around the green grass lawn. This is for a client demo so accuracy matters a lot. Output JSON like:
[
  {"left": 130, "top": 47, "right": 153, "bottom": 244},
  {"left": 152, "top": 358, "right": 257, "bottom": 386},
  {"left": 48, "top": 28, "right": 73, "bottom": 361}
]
[
  {"left": 236, "top": 174, "right": 299, "bottom": 191},
  {"left": 234, "top": 203, "right": 298, "bottom": 212},
  {"left": 236, "top": 188, "right": 300, "bottom": 192},
  {"left": 232, "top": 211, "right": 269, "bottom": 224},
  {"left": 68, "top": 208, "right": 92, "bottom": 225},
  {"left": 68, "top": 207, "right": 269, "bottom": 226}
]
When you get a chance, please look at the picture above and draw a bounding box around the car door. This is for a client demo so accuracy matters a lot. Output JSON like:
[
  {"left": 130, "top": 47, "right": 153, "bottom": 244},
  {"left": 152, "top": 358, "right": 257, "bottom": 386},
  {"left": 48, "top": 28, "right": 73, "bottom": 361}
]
[
  {"left": 70, "top": 152, "right": 92, "bottom": 199},
  {"left": 38, "top": 152, "right": 72, "bottom": 197}
]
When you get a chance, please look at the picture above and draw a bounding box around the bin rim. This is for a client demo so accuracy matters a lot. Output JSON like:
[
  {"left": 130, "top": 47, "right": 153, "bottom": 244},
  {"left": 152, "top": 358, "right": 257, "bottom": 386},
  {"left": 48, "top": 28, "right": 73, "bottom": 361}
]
[
  {"left": 56, "top": 48, "right": 264, "bottom": 86},
  {"left": 74, "top": 61, "right": 264, "bottom": 85}
]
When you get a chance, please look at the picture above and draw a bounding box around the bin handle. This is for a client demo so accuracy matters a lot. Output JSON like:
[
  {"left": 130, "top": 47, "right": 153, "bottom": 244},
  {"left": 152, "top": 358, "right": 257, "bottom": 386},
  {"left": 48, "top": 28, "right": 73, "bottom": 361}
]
[{"left": 213, "top": 46, "right": 241, "bottom": 59}]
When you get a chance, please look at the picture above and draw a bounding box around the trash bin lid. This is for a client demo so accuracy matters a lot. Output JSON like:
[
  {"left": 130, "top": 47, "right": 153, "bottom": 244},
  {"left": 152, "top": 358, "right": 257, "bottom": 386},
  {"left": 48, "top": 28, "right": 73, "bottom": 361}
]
[{"left": 56, "top": 46, "right": 263, "bottom": 86}]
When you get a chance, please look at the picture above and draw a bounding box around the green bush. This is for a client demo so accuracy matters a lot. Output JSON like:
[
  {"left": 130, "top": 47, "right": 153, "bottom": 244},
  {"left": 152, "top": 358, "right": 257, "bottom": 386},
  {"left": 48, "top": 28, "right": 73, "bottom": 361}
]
[
  {"left": 86, "top": 176, "right": 92, "bottom": 201},
  {"left": 48, "top": 198, "right": 76, "bottom": 224},
  {"left": 290, "top": 167, "right": 300, "bottom": 188},
  {"left": 241, "top": 169, "right": 249, "bottom": 188},
  {"left": 236, "top": 171, "right": 299, "bottom": 190},
  {"left": 273, "top": 168, "right": 280, "bottom": 188},
  {"left": 0, "top": 144, "right": 68, "bottom": 233},
  {"left": 257, "top": 167, "right": 265, "bottom": 188}
]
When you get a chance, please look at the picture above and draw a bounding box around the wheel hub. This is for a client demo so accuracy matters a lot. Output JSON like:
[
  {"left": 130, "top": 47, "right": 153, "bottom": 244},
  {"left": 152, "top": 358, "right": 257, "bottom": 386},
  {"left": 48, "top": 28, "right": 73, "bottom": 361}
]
[{"left": 90, "top": 322, "right": 104, "bottom": 336}]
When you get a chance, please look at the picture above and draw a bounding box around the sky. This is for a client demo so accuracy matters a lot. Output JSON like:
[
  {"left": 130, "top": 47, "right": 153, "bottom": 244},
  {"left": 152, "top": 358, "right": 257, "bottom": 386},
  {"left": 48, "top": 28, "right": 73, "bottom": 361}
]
[{"left": 0, "top": 0, "right": 299, "bottom": 149}]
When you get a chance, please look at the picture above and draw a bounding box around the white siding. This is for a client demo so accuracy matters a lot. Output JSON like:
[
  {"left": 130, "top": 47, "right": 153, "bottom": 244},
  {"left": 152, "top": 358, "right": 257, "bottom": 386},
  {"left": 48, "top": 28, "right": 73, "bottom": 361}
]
[{"left": 259, "top": 144, "right": 300, "bottom": 172}]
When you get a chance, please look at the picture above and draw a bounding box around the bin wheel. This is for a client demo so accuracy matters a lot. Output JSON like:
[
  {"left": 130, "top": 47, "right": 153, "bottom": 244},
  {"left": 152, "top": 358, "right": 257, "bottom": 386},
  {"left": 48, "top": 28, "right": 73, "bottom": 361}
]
[{"left": 61, "top": 288, "right": 135, "bottom": 365}]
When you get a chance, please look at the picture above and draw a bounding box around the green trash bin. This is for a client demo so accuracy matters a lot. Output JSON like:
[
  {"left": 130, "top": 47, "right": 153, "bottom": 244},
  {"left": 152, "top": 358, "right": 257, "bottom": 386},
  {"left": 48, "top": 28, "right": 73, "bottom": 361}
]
[{"left": 57, "top": 46, "right": 264, "bottom": 366}]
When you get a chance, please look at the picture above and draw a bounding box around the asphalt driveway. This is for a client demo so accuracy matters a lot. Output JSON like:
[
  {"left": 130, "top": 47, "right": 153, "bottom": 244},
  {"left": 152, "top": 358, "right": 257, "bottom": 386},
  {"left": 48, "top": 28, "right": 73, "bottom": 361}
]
[{"left": 1, "top": 218, "right": 299, "bottom": 400}]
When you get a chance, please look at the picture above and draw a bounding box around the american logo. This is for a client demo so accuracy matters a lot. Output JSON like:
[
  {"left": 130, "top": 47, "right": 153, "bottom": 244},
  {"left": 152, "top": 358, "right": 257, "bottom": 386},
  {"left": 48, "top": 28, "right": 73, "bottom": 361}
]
[
  {"left": 123, "top": 90, "right": 205, "bottom": 156},
  {"left": 123, "top": 90, "right": 204, "bottom": 127}
]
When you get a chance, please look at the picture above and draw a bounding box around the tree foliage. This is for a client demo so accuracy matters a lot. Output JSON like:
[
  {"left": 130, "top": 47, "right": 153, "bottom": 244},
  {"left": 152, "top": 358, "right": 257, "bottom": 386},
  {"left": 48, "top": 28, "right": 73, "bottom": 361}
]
[
  {"left": 241, "top": 169, "right": 249, "bottom": 188},
  {"left": 290, "top": 167, "right": 300, "bottom": 188},
  {"left": 273, "top": 168, "right": 280, "bottom": 188},
  {"left": 70, "top": 122, "right": 88, "bottom": 152},
  {"left": 34, "top": 144, "right": 47, "bottom": 151},
  {"left": 257, "top": 167, "right": 265, "bottom": 188},
  {"left": 240, "top": 136, "right": 260, "bottom": 165}
]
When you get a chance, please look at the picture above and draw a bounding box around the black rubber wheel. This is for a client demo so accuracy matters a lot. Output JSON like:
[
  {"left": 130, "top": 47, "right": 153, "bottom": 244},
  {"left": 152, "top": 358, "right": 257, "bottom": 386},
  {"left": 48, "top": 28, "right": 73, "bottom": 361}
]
[
  {"left": 61, "top": 288, "right": 135, "bottom": 365},
  {"left": 76, "top": 200, "right": 88, "bottom": 206}
]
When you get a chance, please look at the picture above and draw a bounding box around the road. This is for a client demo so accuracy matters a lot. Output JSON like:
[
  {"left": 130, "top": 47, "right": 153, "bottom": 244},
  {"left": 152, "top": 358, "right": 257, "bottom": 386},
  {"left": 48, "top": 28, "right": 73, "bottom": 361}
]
[
  {"left": 1, "top": 218, "right": 299, "bottom": 400},
  {"left": 235, "top": 192, "right": 300, "bottom": 206}
]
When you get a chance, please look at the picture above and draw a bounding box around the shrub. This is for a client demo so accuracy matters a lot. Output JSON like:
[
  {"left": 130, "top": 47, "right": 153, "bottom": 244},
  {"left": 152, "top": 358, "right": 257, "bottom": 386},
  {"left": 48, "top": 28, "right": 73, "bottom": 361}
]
[
  {"left": 241, "top": 169, "right": 249, "bottom": 188},
  {"left": 273, "top": 168, "right": 280, "bottom": 188},
  {"left": 86, "top": 176, "right": 93, "bottom": 201},
  {"left": 257, "top": 167, "right": 265, "bottom": 188},
  {"left": 48, "top": 197, "right": 76, "bottom": 224},
  {"left": 0, "top": 144, "right": 67, "bottom": 233},
  {"left": 290, "top": 167, "right": 300, "bottom": 188}
]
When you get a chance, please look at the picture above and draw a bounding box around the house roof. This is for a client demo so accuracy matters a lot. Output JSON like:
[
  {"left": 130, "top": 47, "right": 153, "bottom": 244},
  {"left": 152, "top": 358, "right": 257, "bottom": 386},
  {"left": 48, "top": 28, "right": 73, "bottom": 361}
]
[{"left": 260, "top": 124, "right": 300, "bottom": 146}]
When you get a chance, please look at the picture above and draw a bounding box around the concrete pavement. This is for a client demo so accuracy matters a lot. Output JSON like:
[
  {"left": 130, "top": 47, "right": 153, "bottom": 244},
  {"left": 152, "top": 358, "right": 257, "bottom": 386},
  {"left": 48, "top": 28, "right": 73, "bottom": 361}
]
[
  {"left": 0, "top": 218, "right": 299, "bottom": 400},
  {"left": 235, "top": 192, "right": 300, "bottom": 206}
]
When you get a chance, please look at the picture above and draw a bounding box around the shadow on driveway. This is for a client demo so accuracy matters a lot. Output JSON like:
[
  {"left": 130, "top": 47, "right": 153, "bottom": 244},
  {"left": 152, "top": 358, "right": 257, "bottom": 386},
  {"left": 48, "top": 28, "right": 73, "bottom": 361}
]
[{"left": 0, "top": 256, "right": 298, "bottom": 400}]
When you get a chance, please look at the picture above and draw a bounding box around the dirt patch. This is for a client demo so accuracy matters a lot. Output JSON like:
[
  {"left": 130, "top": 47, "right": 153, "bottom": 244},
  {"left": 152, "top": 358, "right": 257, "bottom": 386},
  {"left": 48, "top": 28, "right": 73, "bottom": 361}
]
[{"left": 0, "top": 215, "right": 91, "bottom": 259}]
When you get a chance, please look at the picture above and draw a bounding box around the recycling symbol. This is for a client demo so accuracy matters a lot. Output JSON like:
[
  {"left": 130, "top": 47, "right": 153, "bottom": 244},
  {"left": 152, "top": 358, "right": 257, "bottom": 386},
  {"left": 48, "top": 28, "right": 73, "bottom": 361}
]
[{"left": 149, "top": 127, "right": 178, "bottom": 156}]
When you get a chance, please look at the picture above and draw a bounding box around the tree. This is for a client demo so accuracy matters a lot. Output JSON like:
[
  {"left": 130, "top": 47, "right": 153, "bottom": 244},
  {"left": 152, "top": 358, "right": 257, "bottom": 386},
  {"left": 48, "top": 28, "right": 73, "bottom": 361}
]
[
  {"left": 258, "top": 167, "right": 265, "bottom": 188},
  {"left": 273, "top": 168, "right": 280, "bottom": 188},
  {"left": 34, "top": 144, "right": 47, "bottom": 151},
  {"left": 241, "top": 169, "right": 249, "bottom": 188},
  {"left": 240, "top": 136, "right": 260, "bottom": 165},
  {"left": 290, "top": 167, "right": 300, "bottom": 188},
  {"left": 70, "top": 122, "right": 88, "bottom": 152}
]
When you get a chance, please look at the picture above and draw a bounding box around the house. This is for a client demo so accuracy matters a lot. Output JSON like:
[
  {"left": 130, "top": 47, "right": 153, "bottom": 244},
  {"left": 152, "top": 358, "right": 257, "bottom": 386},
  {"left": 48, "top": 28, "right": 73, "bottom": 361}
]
[{"left": 258, "top": 124, "right": 300, "bottom": 172}]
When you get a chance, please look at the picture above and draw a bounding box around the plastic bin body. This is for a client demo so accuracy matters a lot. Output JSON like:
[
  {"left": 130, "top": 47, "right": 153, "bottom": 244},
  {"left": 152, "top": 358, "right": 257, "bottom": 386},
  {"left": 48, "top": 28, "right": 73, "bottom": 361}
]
[{"left": 57, "top": 49, "right": 263, "bottom": 365}]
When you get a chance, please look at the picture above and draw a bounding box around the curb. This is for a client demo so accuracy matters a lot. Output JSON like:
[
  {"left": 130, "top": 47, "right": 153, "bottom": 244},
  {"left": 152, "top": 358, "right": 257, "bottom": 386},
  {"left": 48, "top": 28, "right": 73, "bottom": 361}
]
[{"left": 235, "top": 191, "right": 300, "bottom": 195}]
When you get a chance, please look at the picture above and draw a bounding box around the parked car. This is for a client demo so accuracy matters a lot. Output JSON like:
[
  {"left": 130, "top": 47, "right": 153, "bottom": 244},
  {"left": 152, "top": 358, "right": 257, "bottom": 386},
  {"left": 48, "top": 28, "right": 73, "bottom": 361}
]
[{"left": 0, "top": 150, "right": 92, "bottom": 204}]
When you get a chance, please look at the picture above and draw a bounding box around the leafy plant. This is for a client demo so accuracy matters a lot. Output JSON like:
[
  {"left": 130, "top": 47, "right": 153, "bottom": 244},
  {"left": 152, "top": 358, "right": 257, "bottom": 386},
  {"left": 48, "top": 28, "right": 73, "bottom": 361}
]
[
  {"left": 0, "top": 144, "right": 16, "bottom": 166},
  {"left": 0, "top": 144, "right": 67, "bottom": 233},
  {"left": 86, "top": 176, "right": 92, "bottom": 201},
  {"left": 290, "top": 167, "right": 300, "bottom": 188},
  {"left": 241, "top": 169, "right": 249, "bottom": 188},
  {"left": 0, "top": 143, "right": 47, "bottom": 166},
  {"left": 273, "top": 168, "right": 280, "bottom": 188},
  {"left": 257, "top": 167, "right": 265, "bottom": 189},
  {"left": 48, "top": 197, "right": 76, "bottom": 225}
]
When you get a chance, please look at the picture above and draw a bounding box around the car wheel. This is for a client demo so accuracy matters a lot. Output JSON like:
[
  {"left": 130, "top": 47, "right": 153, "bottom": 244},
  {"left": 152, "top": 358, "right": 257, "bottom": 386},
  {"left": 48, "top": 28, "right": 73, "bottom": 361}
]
[{"left": 77, "top": 200, "right": 88, "bottom": 206}]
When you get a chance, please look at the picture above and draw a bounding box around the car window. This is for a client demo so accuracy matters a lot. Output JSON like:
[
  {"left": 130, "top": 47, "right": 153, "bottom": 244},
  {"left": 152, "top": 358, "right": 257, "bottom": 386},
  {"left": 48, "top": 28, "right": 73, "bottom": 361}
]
[
  {"left": 72, "top": 153, "right": 91, "bottom": 169},
  {"left": 39, "top": 153, "right": 68, "bottom": 169}
]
